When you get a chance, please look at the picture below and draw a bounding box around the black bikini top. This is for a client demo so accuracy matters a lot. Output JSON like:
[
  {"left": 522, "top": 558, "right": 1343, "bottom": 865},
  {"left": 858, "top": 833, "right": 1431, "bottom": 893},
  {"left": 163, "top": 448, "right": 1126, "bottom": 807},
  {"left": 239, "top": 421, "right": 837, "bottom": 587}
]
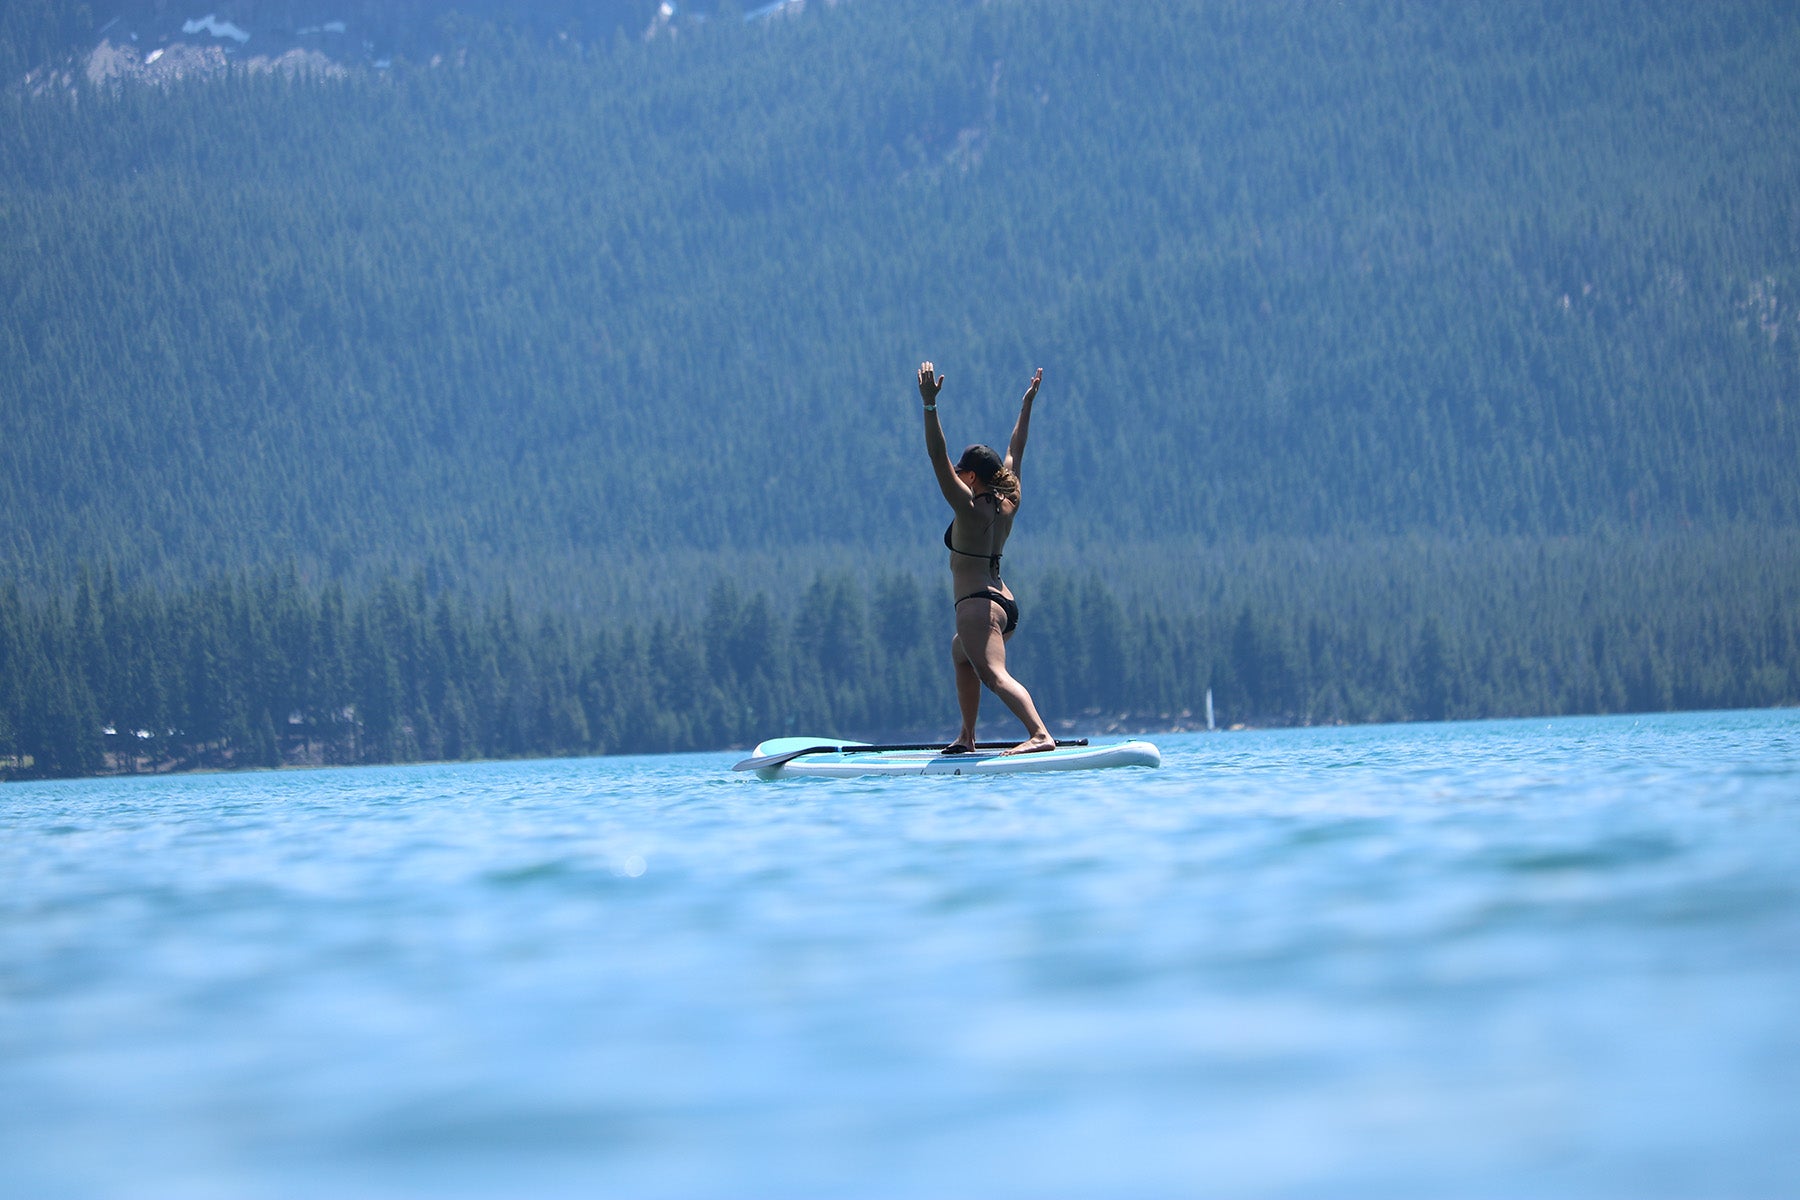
[
  {"left": 944, "top": 495, "right": 1004, "bottom": 572},
  {"left": 944, "top": 523, "right": 1000, "bottom": 571}
]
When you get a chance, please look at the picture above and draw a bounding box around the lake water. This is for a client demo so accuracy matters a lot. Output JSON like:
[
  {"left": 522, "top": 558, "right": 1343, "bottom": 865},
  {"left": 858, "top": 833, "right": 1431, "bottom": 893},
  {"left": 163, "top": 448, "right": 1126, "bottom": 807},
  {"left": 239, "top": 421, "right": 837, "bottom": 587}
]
[{"left": 3, "top": 710, "right": 1797, "bottom": 1199}]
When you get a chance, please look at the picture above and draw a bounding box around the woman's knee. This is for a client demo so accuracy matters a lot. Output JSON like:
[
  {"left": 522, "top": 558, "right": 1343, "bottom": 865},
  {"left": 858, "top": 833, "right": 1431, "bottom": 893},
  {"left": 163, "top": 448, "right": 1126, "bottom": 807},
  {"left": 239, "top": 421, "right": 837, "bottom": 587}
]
[{"left": 969, "top": 656, "right": 1008, "bottom": 688}]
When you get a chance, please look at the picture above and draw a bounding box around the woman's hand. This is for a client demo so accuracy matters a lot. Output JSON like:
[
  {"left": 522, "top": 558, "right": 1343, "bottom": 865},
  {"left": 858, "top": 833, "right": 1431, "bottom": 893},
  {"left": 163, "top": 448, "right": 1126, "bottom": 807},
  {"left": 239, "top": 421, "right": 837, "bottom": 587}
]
[
  {"left": 918, "top": 362, "right": 944, "bottom": 406},
  {"left": 1022, "top": 367, "right": 1042, "bottom": 403}
]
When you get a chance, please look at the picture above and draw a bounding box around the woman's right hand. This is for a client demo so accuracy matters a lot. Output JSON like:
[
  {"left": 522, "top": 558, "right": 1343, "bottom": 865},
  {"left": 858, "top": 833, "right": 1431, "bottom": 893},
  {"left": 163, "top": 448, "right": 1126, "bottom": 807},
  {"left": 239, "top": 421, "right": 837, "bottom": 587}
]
[{"left": 918, "top": 362, "right": 944, "bottom": 405}]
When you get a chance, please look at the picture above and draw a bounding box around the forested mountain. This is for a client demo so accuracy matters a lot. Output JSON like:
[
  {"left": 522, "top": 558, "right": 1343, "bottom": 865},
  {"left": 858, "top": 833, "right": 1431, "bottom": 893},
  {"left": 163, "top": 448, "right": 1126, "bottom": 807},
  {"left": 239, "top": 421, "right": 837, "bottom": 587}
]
[
  {"left": 3, "top": 0, "right": 1798, "bottom": 774},
  {"left": 6, "top": 0, "right": 1797, "bottom": 596}
]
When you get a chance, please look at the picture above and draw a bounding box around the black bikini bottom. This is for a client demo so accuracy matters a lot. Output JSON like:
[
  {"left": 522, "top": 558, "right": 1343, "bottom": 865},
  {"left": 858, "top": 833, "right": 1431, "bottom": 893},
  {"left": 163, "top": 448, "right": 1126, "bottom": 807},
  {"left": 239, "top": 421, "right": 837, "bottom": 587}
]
[{"left": 956, "top": 589, "right": 1019, "bottom": 635}]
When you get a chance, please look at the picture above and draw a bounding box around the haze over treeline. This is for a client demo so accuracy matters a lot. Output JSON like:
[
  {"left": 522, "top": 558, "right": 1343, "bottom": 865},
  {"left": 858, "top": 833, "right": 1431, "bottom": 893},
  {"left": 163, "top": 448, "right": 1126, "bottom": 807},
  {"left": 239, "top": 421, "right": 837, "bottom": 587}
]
[{"left": 3, "top": 0, "right": 1798, "bottom": 773}]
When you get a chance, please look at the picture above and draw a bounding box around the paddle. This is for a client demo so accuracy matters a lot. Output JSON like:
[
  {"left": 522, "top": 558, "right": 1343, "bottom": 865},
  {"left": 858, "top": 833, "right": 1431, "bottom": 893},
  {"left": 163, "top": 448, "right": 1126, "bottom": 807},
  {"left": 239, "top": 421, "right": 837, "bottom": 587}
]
[{"left": 732, "top": 738, "right": 1088, "bottom": 772}]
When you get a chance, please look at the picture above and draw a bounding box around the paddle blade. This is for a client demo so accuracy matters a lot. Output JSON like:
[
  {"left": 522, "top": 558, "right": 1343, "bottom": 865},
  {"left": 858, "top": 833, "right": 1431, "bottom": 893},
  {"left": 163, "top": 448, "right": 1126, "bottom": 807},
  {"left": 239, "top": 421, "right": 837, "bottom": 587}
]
[{"left": 732, "top": 743, "right": 841, "bottom": 771}]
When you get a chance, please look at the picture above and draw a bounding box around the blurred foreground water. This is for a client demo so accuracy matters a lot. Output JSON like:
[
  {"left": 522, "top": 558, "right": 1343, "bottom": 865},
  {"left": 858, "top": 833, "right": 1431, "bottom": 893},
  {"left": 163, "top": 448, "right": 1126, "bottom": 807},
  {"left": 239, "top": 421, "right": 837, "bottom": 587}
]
[{"left": 3, "top": 710, "right": 1797, "bottom": 1199}]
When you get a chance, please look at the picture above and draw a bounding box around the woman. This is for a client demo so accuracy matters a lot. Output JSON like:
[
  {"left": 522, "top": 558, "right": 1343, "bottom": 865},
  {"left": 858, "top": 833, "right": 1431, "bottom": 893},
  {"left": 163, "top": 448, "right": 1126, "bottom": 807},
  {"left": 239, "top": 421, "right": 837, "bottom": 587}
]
[{"left": 917, "top": 361, "right": 1055, "bottom": 755}]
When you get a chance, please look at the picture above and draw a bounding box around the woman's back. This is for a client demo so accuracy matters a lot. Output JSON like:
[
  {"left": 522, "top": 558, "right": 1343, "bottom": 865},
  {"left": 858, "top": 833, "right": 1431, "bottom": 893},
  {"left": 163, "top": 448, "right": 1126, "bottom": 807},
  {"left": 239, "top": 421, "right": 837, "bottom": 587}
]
[{"left": 946, "top": 491, "right": 1014, "bottom": 589}]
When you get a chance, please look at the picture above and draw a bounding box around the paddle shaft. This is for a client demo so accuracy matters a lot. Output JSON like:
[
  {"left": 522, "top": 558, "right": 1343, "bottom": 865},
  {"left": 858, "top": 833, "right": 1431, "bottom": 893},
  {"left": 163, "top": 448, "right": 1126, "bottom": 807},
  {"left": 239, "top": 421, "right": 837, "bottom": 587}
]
[{"left": 835, "top": 739, "right": 1087, "bottom": 754}]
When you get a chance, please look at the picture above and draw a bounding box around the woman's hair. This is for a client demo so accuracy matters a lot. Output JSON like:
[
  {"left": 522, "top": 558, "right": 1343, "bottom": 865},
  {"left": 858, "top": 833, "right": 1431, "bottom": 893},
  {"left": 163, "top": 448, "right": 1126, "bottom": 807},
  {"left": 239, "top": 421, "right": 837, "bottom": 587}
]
[{"left": 989, "top": 465, "right": 1021, "bottom": 507}]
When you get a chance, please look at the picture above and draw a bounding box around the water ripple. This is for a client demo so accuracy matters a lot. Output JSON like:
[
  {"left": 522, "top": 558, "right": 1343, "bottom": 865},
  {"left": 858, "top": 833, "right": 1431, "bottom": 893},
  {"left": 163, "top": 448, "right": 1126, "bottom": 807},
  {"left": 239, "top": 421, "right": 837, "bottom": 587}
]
[{"left": 2, "top": 710, "right": 1798, "bottom": 1198}]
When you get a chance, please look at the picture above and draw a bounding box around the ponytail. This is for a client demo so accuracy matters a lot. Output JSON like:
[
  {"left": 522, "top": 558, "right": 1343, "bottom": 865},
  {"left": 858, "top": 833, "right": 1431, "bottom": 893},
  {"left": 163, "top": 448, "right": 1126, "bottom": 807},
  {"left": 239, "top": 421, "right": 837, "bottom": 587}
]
[{"left": 989, "top": 465, "right": 1021, "bottom": 507}]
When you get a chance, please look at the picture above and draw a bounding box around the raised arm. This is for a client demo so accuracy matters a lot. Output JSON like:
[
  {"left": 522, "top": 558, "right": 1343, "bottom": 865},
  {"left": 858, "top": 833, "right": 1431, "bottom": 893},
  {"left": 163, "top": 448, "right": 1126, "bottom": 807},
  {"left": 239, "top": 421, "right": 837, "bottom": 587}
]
[
  {"left": 919, "top": 361, "right": 975, "bottom": 511},
  {"left": 1005, "top": 367, "right": 1042, "bottom": 475}
]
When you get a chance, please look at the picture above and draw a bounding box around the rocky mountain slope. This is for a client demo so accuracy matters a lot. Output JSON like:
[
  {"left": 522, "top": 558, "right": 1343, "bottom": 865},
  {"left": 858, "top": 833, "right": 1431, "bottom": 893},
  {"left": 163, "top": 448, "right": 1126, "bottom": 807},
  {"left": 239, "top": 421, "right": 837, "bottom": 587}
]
[{"left": 14, "top": 0, "right": 805, "bottom": 88}]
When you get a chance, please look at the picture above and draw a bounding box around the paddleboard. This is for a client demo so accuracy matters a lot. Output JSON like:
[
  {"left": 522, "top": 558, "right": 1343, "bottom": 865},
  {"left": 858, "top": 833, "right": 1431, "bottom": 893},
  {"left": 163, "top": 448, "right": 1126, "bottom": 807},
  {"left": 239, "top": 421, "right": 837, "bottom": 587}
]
[{"left": 736, "top": 736, "right": 1161, "bottom": 779}]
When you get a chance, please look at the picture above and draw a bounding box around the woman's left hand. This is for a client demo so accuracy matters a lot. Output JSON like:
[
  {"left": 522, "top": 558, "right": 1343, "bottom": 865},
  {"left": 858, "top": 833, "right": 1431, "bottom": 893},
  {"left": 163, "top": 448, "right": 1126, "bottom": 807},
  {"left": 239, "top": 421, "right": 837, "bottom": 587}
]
[{"left": 918, "top": 362, "right": 945, "bottom": 405}]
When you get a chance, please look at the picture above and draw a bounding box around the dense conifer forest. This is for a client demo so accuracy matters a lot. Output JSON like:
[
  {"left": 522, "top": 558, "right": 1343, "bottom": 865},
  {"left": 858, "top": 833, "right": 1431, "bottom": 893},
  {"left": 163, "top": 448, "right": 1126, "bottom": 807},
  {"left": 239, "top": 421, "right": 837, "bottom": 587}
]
[
  {"left": 4, "top": 0, "right": 1798, "bottom": 775},
  {"left": 6, "top": 533, "right": 1797, "bottom": 777}
]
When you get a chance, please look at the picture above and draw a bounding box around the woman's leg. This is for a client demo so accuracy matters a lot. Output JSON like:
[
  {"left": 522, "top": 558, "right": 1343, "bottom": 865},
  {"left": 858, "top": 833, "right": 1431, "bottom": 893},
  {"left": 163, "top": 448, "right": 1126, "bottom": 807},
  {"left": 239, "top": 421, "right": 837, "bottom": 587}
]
[
  {"left": 949, "top": 632, "right": 981, "bottom": 751},
  {"left": 955, "top": 599, "right": 1054, "bottom": 753}
]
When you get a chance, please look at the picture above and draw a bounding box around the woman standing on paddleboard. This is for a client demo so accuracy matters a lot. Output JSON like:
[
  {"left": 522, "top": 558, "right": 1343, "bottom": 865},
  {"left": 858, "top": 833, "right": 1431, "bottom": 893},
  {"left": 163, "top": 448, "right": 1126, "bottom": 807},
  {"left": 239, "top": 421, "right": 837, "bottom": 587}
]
[{"left": 917, "top": 361, "right": 1055, "bottom": 755}]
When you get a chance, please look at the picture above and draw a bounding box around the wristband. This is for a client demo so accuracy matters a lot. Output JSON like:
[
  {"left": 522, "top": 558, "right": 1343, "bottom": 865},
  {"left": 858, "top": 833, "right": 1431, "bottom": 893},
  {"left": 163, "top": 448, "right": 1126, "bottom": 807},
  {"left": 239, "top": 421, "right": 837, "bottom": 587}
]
[{"left": 923, "top": 404, "right": 937, "bottom": 411}]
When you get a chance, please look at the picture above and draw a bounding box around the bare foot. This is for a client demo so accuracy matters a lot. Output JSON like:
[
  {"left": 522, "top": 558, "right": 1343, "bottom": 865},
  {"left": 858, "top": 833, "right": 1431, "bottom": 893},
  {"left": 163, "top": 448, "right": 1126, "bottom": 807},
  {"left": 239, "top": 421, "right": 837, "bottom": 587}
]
[{"left": 1003, "top": 733, "right": 1056, "bottom": 755}]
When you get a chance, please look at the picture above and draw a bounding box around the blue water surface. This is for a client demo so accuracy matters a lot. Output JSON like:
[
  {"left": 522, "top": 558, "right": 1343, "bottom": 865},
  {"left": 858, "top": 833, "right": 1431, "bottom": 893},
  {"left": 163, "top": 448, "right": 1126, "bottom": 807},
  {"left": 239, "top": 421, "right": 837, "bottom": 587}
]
[{"left": 3, "top": 710, "right": 1797, "bottom": 1199}]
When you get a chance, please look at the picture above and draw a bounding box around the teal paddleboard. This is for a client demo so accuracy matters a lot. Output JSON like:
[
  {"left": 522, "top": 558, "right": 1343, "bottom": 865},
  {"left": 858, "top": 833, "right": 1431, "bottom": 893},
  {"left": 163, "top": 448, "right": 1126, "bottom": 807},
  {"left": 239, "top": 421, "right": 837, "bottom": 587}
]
[{"left": 735, "top": 736, "right": 1161, "bottom": 779}]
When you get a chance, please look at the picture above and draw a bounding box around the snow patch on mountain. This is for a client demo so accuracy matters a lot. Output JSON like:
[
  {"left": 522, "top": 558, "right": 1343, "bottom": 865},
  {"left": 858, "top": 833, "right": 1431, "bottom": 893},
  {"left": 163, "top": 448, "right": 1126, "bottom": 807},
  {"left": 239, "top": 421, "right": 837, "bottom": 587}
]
[{"left": 182, "top": 15, "right": 252, "bottom": 43}]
